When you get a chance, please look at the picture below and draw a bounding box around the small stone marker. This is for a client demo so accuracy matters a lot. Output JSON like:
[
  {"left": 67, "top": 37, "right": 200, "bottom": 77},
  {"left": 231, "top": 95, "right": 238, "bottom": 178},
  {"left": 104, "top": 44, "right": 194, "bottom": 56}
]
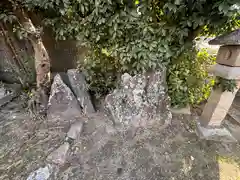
[
  {"left": 197, "top": 29, "right": 240, "bottom": 142},
  {"left": 47, "top": 142, "right": 70, "bottom": 165},
  {"left": 47, "top": 74, "right": 82, "bottom": 128},
  {"left": 67, "top": 121, "right": 83, "bottom": 140}
]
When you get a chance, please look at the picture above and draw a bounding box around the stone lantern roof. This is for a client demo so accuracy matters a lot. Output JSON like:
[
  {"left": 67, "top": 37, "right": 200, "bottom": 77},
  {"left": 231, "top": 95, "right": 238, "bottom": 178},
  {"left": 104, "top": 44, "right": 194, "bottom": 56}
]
[{"left": 209, "top": 29, "right": 240, "bottom": 45}]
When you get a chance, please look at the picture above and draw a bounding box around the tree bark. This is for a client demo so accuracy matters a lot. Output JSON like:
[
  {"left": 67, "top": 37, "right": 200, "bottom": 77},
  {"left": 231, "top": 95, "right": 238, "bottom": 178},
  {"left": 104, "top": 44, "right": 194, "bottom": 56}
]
[{"left": 15, "top": 9, "right": 51, "bottom": 113}]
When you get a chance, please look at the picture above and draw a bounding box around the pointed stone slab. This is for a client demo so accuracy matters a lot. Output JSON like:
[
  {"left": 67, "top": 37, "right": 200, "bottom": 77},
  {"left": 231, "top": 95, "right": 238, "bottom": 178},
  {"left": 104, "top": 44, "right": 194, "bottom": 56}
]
[
  {"left": 47, "top": 74, "right": 82, "bottom": 129},
  {"left": 67, "top": 69, "right": 95, "bottom": 115},
  {"left": 209, "top": 29, "right": 240, "bottom": 45}
]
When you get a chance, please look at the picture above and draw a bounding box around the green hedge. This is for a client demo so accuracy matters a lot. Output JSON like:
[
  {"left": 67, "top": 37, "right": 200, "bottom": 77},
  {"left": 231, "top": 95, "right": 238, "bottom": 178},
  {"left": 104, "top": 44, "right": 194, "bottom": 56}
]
[{"left": 167, "top": 48, "right": 216, "bottom": 108}]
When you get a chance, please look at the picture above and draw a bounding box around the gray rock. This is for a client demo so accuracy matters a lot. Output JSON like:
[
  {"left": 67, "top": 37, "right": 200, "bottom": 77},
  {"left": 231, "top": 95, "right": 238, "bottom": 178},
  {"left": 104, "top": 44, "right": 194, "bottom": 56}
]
[
  {"left": 47, "top": 74, "right": 82, "bottom": 129},
  {"left": 67, "top": 69, "right": 95, "bottom": 114},
  {"left": 209, "top": 29, "right": 240, "bottom": 45},
  {"left": 67, "top": 121, "right": 83, "bottom": 140},
  {"left": 27, "top": 164, "right": 52, "bottom": 180},
  {"left": 47, "top": 142, "right": 70, "bottom": 165},
  {"left": 105, "top": 69, "right": 171, "bottom": 130}
]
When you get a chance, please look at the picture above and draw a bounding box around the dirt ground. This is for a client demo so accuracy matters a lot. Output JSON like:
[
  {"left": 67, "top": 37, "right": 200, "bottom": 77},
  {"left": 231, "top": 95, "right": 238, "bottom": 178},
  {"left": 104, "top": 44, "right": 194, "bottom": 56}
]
[{"left": 1, "top": 95, "right": 240, "bottom": 180}]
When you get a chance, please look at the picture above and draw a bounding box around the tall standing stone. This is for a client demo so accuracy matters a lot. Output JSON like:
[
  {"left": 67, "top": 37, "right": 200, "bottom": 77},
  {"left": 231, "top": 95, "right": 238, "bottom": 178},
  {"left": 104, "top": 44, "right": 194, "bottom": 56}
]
[
  {"left": 67, "top": 69, "right": 95, "bottom": 115},
  {"left": 47, "top": 74, "right": 82, "bottom": 130},
  {"left": 105, "top": 69, "right": 171, "bottom": 131}
]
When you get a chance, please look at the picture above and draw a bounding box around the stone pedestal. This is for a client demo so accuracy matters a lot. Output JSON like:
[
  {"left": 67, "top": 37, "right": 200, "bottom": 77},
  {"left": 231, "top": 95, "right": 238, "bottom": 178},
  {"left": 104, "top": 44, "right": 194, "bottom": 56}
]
[
  {"left": 197, "top": 29, "right": 240, "bottom": 142},
  {"left": 197, "top": 87, "right": 238, "bottom": 142},
  {"left": 200, "top": 88, "right": 239, "bottom": 127}
]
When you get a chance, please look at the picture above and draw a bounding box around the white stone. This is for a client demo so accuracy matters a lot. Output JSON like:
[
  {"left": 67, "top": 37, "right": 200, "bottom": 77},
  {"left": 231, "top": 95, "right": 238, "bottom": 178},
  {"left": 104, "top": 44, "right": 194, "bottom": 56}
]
[
  {"left": 27, "top": 164, "right": 52, "bottom": 180},
  {"left": 67, "top": 121, "right": 83, "bottom": 140},
  {"left": 208, "top": 64, "right": 240, "bottom": 79},
  {"left": 196, "top": 122, "right": 237, "bottom": 142},
  {"left": 47, "top": 143, "right": 70, "bottom": 165}
]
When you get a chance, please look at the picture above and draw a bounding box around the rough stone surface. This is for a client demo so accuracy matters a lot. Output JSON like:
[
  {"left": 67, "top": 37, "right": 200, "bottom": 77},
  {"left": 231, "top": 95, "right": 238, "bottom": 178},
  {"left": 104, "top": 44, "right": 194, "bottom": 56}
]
[
  {"left": 208, "top": 64, "right": 240, "bottom": 79},
  {"left": 47, "top": 142, "right": 70, "bottom": 165},
  {"left": 196, "top": 122, "right": 237, "bottom": 142},
  {"left": 67, "top": 69, "right": 95, "bottom": 114},
  {"left": 209, "top": 28, "right": 240, "bottom": 45},
  {"left": 105, "top": 69, "right": 172, "bottom": 130},
  {"left": 47, "top": 74, "right": 82, "bottom": 130},
  {"left": 27, "top": 164, "right": 52, "bottom": 180},
  {"left": 200, "top": 88, "right": 238, "bottom": 127},
  {"left": 67, "top": 121, "right": 83, "bottom": 140},
  {"left": 216, "top": 45, "right": 240, "bottom": 66}
]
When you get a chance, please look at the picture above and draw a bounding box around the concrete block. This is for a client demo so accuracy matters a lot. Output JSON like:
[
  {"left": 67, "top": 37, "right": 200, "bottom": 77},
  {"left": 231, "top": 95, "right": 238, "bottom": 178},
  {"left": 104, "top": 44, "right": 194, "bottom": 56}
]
[
  {"left": 170, "top": 105, "right": 191, "bottom": 115},
  {"left": 208, "top": 64, "right": 240, "bottom": 79},
  {"left": 216, "top": 45, "right": 240, "bottom": 66},
  {"left": 196, "top": 122, "right": 237, "bottom": 142},
  {"left": 200, "top": 88, "right": 238, "bottom": 127}
]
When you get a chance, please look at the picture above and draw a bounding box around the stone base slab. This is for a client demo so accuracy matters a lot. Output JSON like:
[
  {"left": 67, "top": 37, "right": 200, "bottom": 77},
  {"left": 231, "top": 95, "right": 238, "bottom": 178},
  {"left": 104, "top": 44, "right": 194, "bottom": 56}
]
[{"left": 196, "top": 121, "right": 237, "bottom": 142}]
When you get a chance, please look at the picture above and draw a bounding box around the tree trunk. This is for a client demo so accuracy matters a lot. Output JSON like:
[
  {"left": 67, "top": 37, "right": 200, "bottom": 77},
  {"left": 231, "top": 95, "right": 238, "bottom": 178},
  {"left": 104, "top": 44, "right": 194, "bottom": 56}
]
[{"left": 15, "top": 9, "right": 51, "bottom": 113}]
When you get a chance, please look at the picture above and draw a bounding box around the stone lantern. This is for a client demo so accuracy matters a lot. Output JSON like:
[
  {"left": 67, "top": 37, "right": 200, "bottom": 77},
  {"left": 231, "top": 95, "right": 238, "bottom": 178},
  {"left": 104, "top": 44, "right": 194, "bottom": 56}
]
[{"left": 196, "top": 29, "right": 240, "bottom": 142}]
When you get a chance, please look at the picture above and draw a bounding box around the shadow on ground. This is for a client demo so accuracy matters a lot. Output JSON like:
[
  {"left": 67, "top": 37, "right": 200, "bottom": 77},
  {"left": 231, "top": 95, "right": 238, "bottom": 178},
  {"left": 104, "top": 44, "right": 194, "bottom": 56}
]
[{"left": 1, "top": 96, "right": 240, "bottom": 180}]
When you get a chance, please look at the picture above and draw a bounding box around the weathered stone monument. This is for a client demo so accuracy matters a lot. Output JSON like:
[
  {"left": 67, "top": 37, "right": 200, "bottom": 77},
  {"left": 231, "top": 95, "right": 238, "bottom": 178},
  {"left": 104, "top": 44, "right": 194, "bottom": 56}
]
[
  {"left": 196, "top": 29, "right": 240, "bottom": 142},
  {"left": 105, "top": 69, "right": 172, "bottom": 133}
]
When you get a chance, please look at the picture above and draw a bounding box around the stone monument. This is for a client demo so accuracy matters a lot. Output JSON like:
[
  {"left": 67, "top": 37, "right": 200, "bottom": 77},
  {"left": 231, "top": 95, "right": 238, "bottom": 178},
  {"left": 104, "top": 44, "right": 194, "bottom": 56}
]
[{"left": 196, "top": 29, "right": 240, "bottom": 142}]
